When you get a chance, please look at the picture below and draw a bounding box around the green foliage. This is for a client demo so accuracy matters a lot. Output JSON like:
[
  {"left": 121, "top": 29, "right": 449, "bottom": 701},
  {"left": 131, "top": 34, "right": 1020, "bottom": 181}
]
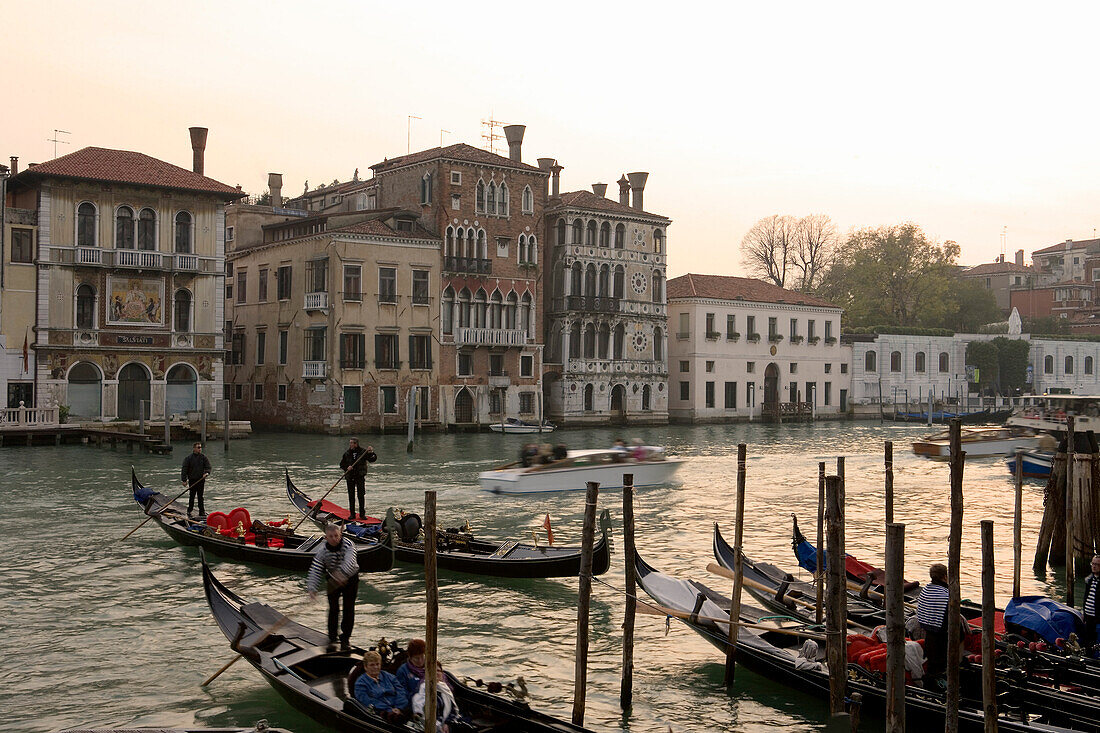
[
  {"left": 844, "top": 326, "right": 955, "bottom": 336},
  {"left": 1033, "top": 333, "right": 1100, "bottom": 342},
  {"left": 255, "top": 189, "right": 272, "bottom": 206},
  {"left": 991, "top": 337, "right": 1030, "bottom": 392},
  {"left": 58, "top": 405, "right": 70, "bottom": 424},
  {"left": 943, "top": 278, "right": 1002, "bottom": 332},
  {"left": 1024, "top": 316, "right": 1070, "bottom": 335},
  {"left": 965, "top": 341, "right": 999, "bottom": 388}
]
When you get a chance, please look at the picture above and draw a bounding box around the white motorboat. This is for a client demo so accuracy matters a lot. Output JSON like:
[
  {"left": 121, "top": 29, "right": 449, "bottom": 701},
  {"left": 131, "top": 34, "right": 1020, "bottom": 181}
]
[
  {"left": 488, "top": 417, "right": 556, "bottom": 434},
  {"left": 478, "top": 447, "right": 684, "bottom": 494},
  {"left": 911, "top": 425, "right": 1040, "bottom": 460}
]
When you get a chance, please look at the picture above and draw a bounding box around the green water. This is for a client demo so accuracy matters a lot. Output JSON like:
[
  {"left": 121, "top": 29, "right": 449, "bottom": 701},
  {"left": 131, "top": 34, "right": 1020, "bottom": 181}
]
[{"left": 0, "top": 422, "right": 1066, "bottom": 732}]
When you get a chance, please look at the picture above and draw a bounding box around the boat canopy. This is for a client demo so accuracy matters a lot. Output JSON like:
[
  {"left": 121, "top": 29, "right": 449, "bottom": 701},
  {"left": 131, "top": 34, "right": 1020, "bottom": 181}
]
[{"left": 1004, "top": 595, "right": 1083, "bottom": 643}]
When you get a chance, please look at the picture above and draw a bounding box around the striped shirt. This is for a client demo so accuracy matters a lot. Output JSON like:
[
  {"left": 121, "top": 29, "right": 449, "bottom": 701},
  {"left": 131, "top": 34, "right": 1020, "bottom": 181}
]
[
  {"left": 306, "top": 537, "right": 359, "bottom": 594},
  {"left": 917, "top": 582, "right": 950, "bottom": 631},
  {"left": 1085, "top": 575, "right": 1099, "bottom": 617}
]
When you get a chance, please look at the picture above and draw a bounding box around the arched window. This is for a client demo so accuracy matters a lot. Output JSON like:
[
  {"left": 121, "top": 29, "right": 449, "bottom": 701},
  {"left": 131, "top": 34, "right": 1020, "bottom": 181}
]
[
  {"left": 598, "top": 265, "right": 610, "bottom": 297},
  {"left": 585, "top": 220, "right": 597, "bottom": 246},
  {"left": 166, "top": 364, "right": 198, "bottom": 413},
  {"left": 584, "top": 264, "right": 597, "bottom": 298},
  {"left": 569, "top": 322, "right": 581, "bottom": 358},
  {"left": 939, "top": 352, "right": 949, "bottom": 372},
  {"left": 1065, "top": 356, "right": 1074, "bottom": 374},
  {"left": 583, "top": 323, "right": 596, "bottom": 358},
  {"left": 614, "top": 323, "right": 625, "bottom": 359},
  {"left": 613, "top": 265, "right": 625, "bottom": 299},
  {"left": 498, "top": 182, "right": 508, "bottom": 216},
  {"left": 1087, "top": 356, "right": 1094, "bottom": 375},
  {"left": 477, "top": 229, "right": 487, "bottom": 259},
  {"left": 642, "top": 384, "right": 651, "bottom": 411},
  {"left": 458, "top": 288, "right": 471, "bottom": 328},
  {"left": 115, "top": 206, "right": 135, "bottom": 248},
  {"left": 505, "top": 291, "right": 518, "bottom": 330},
  {"left": 174, "top": 289, "right": 192, "bottom": 332},
  {"left": 570, "top": 262, "right": 582, "bottom": 296},
  {"left": 420, "top": 173, "right": 433, "bottom": 205},
  {"left": 915, "top": 352, "right": 926, "bottom": 373},
  {"left": 528, "top": 235, "right": 537, "bottom": 265},
  {"left": 572, "top": 219, "right": 583, "bottom": 245},
  {"left": 653, "top": 327, "right": 663, "bottom": 362},
  {"left": 486, "top": 182, "right": 497, "bottom": 215},
  {"left": 67, "top": 362, "right": 102, "bottom": 418},
  {"left": 445, "top": 226, "right": 455, "bottom": 258},
  {"left": 583, "top": 384, "right": 594, "bottom": 411},
  {"left": 614, "top": 223, "right": 625, "bottom": 249},
  {"left": 442, "top": 287, "right": 455, "bottom": 335},
  {"left": 520, "top": 293, "right": 532, "bottom": 336},
  {"left": 473, "top": 288, "right": 487, "bottom": 329},
  {"left": 557, "top": 218, "right": 567, "bottom": 245},
  {"left": 476, "top": 180, "right": 485, "bottom": 213},
  {"left": 890, "top": 351, "right": 901, "bottom": 372},
  {"left": 652, "top": 271, "right": 663, "bottom": 303},
  {"left": 598, "top": 322, "right": 610, "bottom": 358},
  {"left": 1044, "top": 355, "right": 1053, "bottom": 374},
  {"left": 77, "top": 202, "right": 97, "bottom": 247},
  {"left": 76, "top": 284, "right": 96, "bottom": 329},
  {"left": 489, "top": 290, "right": 503, "bottom": 329},
  {"left": 599, "top": 222, "right": 611, "bottom": 248},
  {"left": 174, "top": 211, "right": 193, "bottom": 253},
  {"left": 137, "top": 208, "right": 157, "bottom": 250},
  {"left": 865, "top": 351, "right": 877, "bottom": 372},
  {"left": 654, "top": 229, "right": 665, "bottom": 253},
  {"left": 522, "top": 185, "right": 533, "bottom": 213}
]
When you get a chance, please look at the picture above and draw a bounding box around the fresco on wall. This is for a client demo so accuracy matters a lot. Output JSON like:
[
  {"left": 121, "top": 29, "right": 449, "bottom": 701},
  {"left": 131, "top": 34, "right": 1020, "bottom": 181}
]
[{"left": 107, "top": 276, "right": 164, "bottom": 326}]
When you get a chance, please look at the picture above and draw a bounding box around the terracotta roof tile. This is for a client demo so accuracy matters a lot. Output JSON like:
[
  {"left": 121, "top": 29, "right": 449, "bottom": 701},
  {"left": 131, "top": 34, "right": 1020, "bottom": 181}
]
[
  {"left": 1032, "top": 238, "right": 1099, "bottom": 255},
  {"left": 10, "top": 146, "right": 244, "bottom": 198},
  {"left": 667, "top": 273, "right": 839, "bottom": 309},
  {"left": 331, "top": 219, "right": 437, "bottom": 240},
  {"left": 371, "top": 143, "right": 543, "bottom": 174},
  {"left": 549, "top": 190, "right": 669, "bottom": 221},
  {"left": 962, "top": 262, "right": 1034, "bottom": 275}
]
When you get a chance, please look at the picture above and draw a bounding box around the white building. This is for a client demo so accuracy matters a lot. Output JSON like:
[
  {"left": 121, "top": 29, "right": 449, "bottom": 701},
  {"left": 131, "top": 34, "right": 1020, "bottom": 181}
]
[{"left": 666, "top": 274, "right": 849, "bottom": 422}]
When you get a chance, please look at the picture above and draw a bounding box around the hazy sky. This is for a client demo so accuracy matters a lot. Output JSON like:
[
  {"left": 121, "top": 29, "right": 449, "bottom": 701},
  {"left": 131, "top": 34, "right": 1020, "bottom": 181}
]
[{"left": 7, "top": 1, "right": 1100, "bottom": 278}]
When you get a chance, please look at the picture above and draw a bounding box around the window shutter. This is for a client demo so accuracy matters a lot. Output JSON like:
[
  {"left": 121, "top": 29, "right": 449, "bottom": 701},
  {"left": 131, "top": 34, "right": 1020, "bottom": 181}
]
[
  {"left": 426, "top": 337, "right": 433, "bottom": 368},
  {"left": 339, "top": 335, "right": 347, "bottom": 366},
  {"left": 409, "top": 335, "right": 415, "bottom": 367},
  {"left": 374, "top": 334, "right": 382, "bottom": 366}
]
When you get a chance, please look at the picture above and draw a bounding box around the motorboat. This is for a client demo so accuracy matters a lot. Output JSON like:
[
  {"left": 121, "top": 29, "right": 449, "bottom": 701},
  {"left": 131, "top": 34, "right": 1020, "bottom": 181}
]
[
  {"left": 478, "top": 447, "right": 683, "bottom": 494},
  {"left": 911, "top": 425, "right": 1040, "bottom": 460},
  {"left": 1005, "top": 448, "right": 1055, "bottom": 478},
  {"left": 1006, "top": 394, "right": 1100, "bottom": 436},
  {"left": 488, "top": 417, "right": 556, "bottom": 434}
]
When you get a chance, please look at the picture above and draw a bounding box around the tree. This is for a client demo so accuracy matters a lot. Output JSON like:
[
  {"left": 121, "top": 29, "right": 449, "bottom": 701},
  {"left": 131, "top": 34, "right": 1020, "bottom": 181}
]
[
  {"left": 791, "top": 214, "right": 838, "bottom": 292},
  {"left": 740, "top": 215, "right": 797, "bottom": 288},
  {"left": 1023, "top": 315, "right": 1069, "bottom": 335},
  {"left": 254, "top": 189, "right": 272, "bottom": 206},
  {"left": 992, "top": 337, "right": 1031, "bottom": 393},
  {"left": 942, "top": 278, "right": 1001, "bottom": 332},
  {"left": 965, "top": 340, "right": 999, "bottom": 393}
]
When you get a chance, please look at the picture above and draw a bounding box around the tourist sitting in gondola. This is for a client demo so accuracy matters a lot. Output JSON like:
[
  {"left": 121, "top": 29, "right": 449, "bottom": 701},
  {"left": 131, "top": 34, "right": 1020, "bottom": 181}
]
[
  {"left": 395, "top": 638, "right": 427, "bottom": 696},
  {"left": 411, "top": 660, "right": 463, "bottom": 733},
  {"left": 353, "top": 650, "right": 409, "bottom": 722}
]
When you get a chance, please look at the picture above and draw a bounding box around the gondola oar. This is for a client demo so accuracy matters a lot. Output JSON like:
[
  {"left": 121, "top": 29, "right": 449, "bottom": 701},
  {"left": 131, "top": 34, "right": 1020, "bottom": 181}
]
[
  {"left": 290, "top": 450, "right": 371, "bottom": 531},
  {"left": 201, "top": 613, "right": 293, "bottom": 687},
  {"left": 121, "top": 471, "right": 198, "bottom": 541},
  {"left": 634, "top": 599, "right": 826, "bottom": 641}
]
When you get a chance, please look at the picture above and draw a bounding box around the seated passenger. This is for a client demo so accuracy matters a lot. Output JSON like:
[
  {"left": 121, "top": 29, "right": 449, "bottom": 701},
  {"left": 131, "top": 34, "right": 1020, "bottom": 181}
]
[
  {"left": 395, "top": 638, "right": 427, "bottom": 698},
  {"left": 611, "top": 438, "right": 628, "bottom": 462},
  {"left": 519, "top": 443, "right": 537, "bottom": 468},
  {"left": 412, "top": 661, "right": 461, "bottom": 733},
  {"left": 552, "top": 443, "right": 568, "bottom": 461},
  {"left": 353, "top": 650, "right": 408, "bottom": 721},
  {"left": 630, "top": 439, "right": 648, "bottom": 462}
]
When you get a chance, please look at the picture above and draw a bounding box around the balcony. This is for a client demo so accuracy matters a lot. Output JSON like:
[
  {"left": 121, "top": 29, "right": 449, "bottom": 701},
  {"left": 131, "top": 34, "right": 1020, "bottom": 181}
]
[
  {"left": 76, "top": 247, "right": 102, "bottom": 265},
  {"left": 444, "top": 256, "right": 492, "bottom": 275},
  {"left": 175, "top": 254, "right": 199, "bottom": 271},
  {"left": 454, "top": 326, "right": 527, "bottom": 347},
  {"left": 553, "top": 295, "right": 619, "bottom": 314},
  {"left": 304, "top": 292, "right": 329, "bottom": 310},
  {"left": 46, "top": 245, "right": 221, "bottom": 273},
  {"left": 116, "top": 249, "right": 163, "bottom": 268},
  {"left": 303, "top": 361, "right": 327, "bottom": 378}
]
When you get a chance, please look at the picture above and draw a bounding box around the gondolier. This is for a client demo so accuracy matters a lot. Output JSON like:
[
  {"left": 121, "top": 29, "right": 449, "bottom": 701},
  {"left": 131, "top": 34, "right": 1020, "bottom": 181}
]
[
  {"left": 340, "top": 438, "right": 376, "bottom": 520},
  {"left": 307, "top": 522, "right": 360, "bottom": 651},
  {"left": 1083, "top": 554, "right": 1100, "bottom": 645},
  {"left": 181, "top": 442, "right": 211, "bottom": 518},
  {"left": 916, "top": 563, "right": 951, "bottom": 678}
]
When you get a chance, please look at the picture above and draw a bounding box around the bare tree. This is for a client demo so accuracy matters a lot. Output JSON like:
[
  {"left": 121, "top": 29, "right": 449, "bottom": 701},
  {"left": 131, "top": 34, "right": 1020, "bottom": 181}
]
[
  {"left": 740, "top": 215, "right": 797, "bottom": 288},
  {"left": 791, "top": 214, "right": 838, "bottom": 292}
]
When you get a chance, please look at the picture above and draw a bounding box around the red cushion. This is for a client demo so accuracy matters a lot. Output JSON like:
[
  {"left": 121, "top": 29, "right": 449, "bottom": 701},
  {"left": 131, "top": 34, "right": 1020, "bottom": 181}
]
[
  {"left": 206, "top": 512, "right": 229, "bottom": 530},
  {"left": 306, "top": 499, "right": 382, "bottom": 524},
  {"left": 227, "top": 507, "right": 251, "bottom": 531}
]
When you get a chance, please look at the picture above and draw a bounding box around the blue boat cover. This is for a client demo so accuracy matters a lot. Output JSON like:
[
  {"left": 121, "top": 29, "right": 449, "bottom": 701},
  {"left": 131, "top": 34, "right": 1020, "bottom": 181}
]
[
  {"left": 795, "top": 539, "right": 820, "bottom": 572},
  {"left": 134, "top": 486, "right": 157, "bottom": 504},
  {"left": 1004, "top": 596, "right": 1083, "bottom": 643}
]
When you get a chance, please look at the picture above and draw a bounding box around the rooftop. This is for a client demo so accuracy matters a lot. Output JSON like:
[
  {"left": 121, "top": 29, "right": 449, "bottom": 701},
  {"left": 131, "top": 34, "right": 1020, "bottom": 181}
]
[
  {"left": 962, "top": 261, "right": 1033, "bottom": 276},
  {"left": 371, "top": 143, "right": 543, "bottom": 174},
  {"left": 667, "top": 273, "right": 839, "bottom": 309},
  {"left": 1032, "top": 238, "right": 1100, "bottom": 256},
  {"left": 550, "top": 189, "right": 670, "bottom": 221}
]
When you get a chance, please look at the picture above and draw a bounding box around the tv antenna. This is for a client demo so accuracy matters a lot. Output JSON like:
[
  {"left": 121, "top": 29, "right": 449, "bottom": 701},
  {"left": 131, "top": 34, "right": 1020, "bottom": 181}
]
[
  {"left": 440, "top": 129, "right": 451, "bottom": 147},
  {"left": 481, "top": 114, "right": 504, "bottom": 155},
  {"left": 407, "top": 115, "right": 421, "bottom": 154},
  {"left": 1000, "top": 225, "right": 1007, "bottom": 259},
  {"left": 47, "top": 129, "right": 70, "bottom": 158}
]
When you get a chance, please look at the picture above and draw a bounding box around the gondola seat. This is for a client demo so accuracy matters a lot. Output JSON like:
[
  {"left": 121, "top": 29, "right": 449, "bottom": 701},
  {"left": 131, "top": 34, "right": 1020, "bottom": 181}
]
[
  {"left": 207, "top": 512, "right": 230, "bottom": 531},
  {"left": 228, "top": 507, "right": 252, "bottom": 530}
]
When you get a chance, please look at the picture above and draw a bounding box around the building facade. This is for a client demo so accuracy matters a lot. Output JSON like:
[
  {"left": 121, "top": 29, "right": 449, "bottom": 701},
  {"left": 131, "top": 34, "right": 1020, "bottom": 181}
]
[
  {"left": 960, "top": 251, "right": 1035, "bottom": 314},
  {"left": 4, "top": 133, "right": 242, "bottom": 420},
  {"left": 2, "top": 157, "right": 38, "bottom": 408},
  {"left": 543, "top": 176, "right": 670, "bottom": 425},
  {"left": 666, "top": 274, "right": 847, "bottom": 422}
]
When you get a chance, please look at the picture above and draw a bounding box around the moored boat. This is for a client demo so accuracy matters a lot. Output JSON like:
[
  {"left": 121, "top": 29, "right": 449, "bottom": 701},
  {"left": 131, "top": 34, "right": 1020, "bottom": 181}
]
[
  {"left": 201, "top": 552, "right": 593, "bottom": 733},
  {"left": 1006, "top": 449, "right": 1055, "bottom": 478},
  {"left": 132, "top": 469, "right": 393, "bottom": 573},
  {"left": 488, "top": 417, "right": 556, "bottom": 433},
  {"left": 912, "top": 426, "right": 1040, "bottom": 459},
  {"left": 285, "top": 470, "right": 613, "bottom": 578},
  {"left": 478, "top": 447, "right": 683, "bottom": 494}
]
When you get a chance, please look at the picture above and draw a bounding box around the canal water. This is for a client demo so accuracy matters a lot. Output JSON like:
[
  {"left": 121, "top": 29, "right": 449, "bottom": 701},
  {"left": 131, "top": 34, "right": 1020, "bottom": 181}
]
[{"left": 0, "top": 421, "right": 1073, "bottom": 732}]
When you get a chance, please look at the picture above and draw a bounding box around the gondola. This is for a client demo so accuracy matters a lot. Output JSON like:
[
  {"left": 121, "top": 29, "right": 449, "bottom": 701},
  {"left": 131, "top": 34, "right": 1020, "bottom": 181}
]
[
  {"left": 132, "top": 469, "right": 393, "bottom": 573},
  {"left": 285, "top": 469, "right": 612, "bottom": 579},
  {"left": 200, "top": 551, "right": 593, "bottom": 733},
  {"left": 635, "top": 552, "right": 1090, "bottom": 732}
]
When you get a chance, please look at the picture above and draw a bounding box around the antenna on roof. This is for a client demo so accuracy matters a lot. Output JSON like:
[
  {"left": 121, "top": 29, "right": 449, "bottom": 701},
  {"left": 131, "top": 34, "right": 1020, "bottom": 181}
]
[
  {"left": 407, "top": 115, "right": 421, "bottom": 154},
  {"left": 47, "top": 129, "right": 70, "bottom": 159},
  {"left": 1000, "top": 226, "right": 1007, "bottom": 259},
  {"left": 481, "top": 113, "right": 504, "bottom": 155},
  {"left": 440, "top": 129, "right": 451, "bottom": 147}
]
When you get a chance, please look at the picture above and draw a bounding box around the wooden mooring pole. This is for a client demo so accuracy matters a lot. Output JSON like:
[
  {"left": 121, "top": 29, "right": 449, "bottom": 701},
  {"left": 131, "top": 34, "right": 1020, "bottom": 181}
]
[
  {"left": 424, "top": 489, "right": 439, "bottom": 733},
  {"left": 981, "top": 520, "right": 998, "bottom": 733},
  {"left": 816, "top": 461, "right": 825, "bottom": 625},
  {"left": 885, "top": 521, "right": 905, "bottom": 733},
  {"left": 885, "top": 441, "right": 894, "bottom": 525},
  {"left": 1013, "top": 452, "right": 1023, "bottom": 599},
  {"left": 223, "top": 398, "right": 230, "bottom": 453},
  {"left": 723, "top": 443, "right": 747, "bottom": 686},
  {"left": 1065, "top": 416, "right": 1075, "bottom": 606},
  {"left": 572, "top": 481, "right": 599, "bottom": 727},
  {"left": 620, "top": 473, "right": 636, "bottom": 711},
  {"left": 825, "top": 474, "right": 847, "bottom": 716},
  {"left": 946, "top": 419, "right": 965, "bottom": 733}
]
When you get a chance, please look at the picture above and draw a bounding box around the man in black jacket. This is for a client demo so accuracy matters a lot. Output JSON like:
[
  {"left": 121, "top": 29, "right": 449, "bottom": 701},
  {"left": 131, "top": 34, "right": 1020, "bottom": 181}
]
[
  {"left": 181, "top": 442, "right": 212, "bottom": 517},
  {"left": 340, "top": 438, "right": 376, "bottom": 520}
]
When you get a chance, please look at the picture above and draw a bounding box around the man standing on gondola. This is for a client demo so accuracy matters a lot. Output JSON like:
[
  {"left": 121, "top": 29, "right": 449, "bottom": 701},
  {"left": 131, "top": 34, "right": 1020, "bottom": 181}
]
[
  {"left": 308, "top": 522, "right": 360, "bottom": 651},
  {"left": 340, "top": 438, "right": 376, "bottom": 520},
  {"left": 1083, "top": 554, "right": 1100, "bottom": 646},
  {"left": 181, "top": 442, "right": 211, "bottom": 518}
]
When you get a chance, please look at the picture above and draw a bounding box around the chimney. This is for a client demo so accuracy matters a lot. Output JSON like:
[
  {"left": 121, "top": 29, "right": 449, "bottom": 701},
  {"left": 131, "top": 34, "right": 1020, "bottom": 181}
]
[
  {"left": 189, "top": 127, "right": 208, "bottom": 175},
  {"left": 550, "top": 163, "right": 563, "bottom": 198},
  {"left": 503, "top": 125, "right": 526, "bottom": 163},
  {"left": 9, "top": 156, "right": 18, "bottom": 175},
  {"left": 268, "top": 173, "right": 283, "bottom": 207},
  {"left": 1065, "top": 239, "right": 1073, "bottom": 251},
  {"left": 592, "top": 183, "right": 607, "bottom": 198},
  {"left": 617, "top": 175, "right": 630, "bottom": 206},
  {"left": 627, "top": 171, "right": 649, "bottom": 211},
  {"left": 1015, "top": 249, "right": 1024, "bottom": 266}
]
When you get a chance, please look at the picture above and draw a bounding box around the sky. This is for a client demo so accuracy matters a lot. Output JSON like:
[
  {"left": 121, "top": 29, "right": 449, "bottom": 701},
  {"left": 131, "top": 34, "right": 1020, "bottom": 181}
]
[{"left": 6, "top": 1, "right": 1100, "bottom": 278}]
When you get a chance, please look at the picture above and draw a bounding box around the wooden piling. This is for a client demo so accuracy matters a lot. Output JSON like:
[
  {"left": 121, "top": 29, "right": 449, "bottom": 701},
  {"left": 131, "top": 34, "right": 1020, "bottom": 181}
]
[
  {"left": 946, "top": 419, "right": 965, "bottom": 733},
  {"left": 1066, "top": 416, "right": 1075, "bottom": 605},
  {"left": 885, "top": 522, "right": 905, "bottom": 733},
  {"left": 1013, "top": 453, "right": 1023, "bottom": 599},
  {"left": 885, "top": 441, "right": 894, "bottom": 524},
  {"left": 572, "top": 481, "right": 599, "bottom": 727},
  {"left": 200, "top": 399, "right": 207, "bottom": 445},
  {"left": 424, "top": 489, "right": 438, "bottom": 733},
  {"left": 620, "top": 473, "right": 636, "bottom": 711},
  {"left": 1035, "top": 448, "right": 1064, "bottom": 570},
  {"left": 825, "top": 474, "right": 847, "bottom": 716},
  {"left": 817, "top": 461, "right": 825, "bottom": 625},
  {"left": 980, "top": 520, "right": 997, "bottom": 733},
  {"left": 223, "top": 398, "right": 230, "bottom": 453},
  {"left": 723, "top": 444, "right": 747, "bottom": 686}
]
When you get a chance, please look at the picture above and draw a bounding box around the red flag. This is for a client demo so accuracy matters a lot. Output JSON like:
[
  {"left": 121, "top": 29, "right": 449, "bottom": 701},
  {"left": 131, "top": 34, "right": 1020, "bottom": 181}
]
[
  {"left": 543, "top": 514, "right": 554, "bottom": 545},
  {"left": 21, "top": 329, "right": 28, "bottom": 374}
]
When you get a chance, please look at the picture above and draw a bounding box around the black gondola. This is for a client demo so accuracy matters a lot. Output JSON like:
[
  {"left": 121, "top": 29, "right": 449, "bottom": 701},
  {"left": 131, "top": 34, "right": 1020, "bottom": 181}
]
[
  {"left": 132, "top": 469, "right": 393, "bottom": 573},
  {"left": 285, "top": 469, "right": 612, "bottom": 579},
  {"left": 635, "top": 552, "right": 1090, "bottom": 732},
  {"left": 200, "top": 551, "right": 593, "bottom": 733}
]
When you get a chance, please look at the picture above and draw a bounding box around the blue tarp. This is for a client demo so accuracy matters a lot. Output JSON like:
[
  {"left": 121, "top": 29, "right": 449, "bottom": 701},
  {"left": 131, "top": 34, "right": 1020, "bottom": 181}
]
[
  {"left": 795, "top": 539, "right": 820, "bottom": 573},
  {"left": 134, "top": 486, "right": 157, "bottom": 504},
  {"left": 1004, "top": 596, "right": 1083, "bottom": 644}
]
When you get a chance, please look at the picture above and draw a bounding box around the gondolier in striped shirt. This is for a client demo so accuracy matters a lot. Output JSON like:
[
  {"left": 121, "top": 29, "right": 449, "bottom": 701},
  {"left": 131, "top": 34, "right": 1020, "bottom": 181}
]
[
  {"left": 917, "top": 562, "right": 951, "bottom": 679},
  {"left": 307, "top": 522, "right": 360, "bottom": 651},
  {"left": 1084, "top": 554, "right": 1100, "bottom": 646}
]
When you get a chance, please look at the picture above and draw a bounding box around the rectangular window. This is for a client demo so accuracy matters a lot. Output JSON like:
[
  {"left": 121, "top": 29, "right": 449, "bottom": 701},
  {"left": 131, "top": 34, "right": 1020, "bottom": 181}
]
[
  {"left": 231, "top": 332, "right": 245, "bottom": 365},
  {"left": 705, "top": 360, "right": 715, "bottom": 373},
  {"left": 380, "top": 386, "right": 397, "bottom": 414},
  {"left": 747, "top": 315, "right": 756, "bottom": 338},
  {"left": 225, "top": 282, "right": 233, "bottom": 301},
  {"left": 824, "top": 363, "right": 832, "bottom": 373},
  {"left": 458, "top": 352, "right": 472, "bottom": 376},
  {"left": 304, "top": 327, "right": 326, "bottom": 362},
  {"left": 451, "top": 171, "right": 461, "bottom": 185},
  {"left": 278, "top": 384, "right": 287, "bottom": 402},
  {"left": 679, "top": 381, "right": 690, "bottom": 401},
  {"left": 278, "top": 330, "right": 288, "bottom": 365},
  {"left": 678, "top": 312, "right": 689, "bottom": 338},
  {"left": 224, "top": 384, "right": 231, "bottom": 401},
  {"left": 746, "top": 361, "right": 755, "bottom": 373},
  {"left": 490, "top": 388, "right": 503, "bottom": 415},
  {"left": 705, "top": 313, "right": 716, "bottom": 338},
  {"left": 343, "top": 265, "right": 362, "bottom": 301},
  {"left": 236, "top": 270, "right": 246, "bottom": 303},
  {"left": 10, "top": 228, "right": 34, "bottom": 263},
  {"left": 705, "top": 381, "right": 715, "bottom": 408},
  {"left": 277, "top": 265, "right": 292, "bottom": 300},
  {"left": 724, "top": 381, "right": 737, "bottom": 409},
  {"left": 520, "top": 354, "right": 533, "bottom": 378},
  {"left": 305, "top": 259, "right": 327, "bottom": 293},
  {"left": 679, "top": 360, "right": 690, "bottom": 372},
  {"left": 343, "top": 386, "right": 362, "bottom": 414},
  {"left": 226, "top": 226, "right": 234, "bottom": 241},
  {"left": 519, "top": 392, "right": 535, "bottom": 414},
  {"left": 258, "top": 268, "right": 268, "bottom": 301},
  {"left": 768, "top": 317, "right": 778, "bottom": 340},
  {"left": 409, "top": 334, "right": 432, "bottom": 369},
  {"left": 824, "top": 382, "right": 832, "bottom": 406},
  {"left": 375, "top": 334, "right": 399, "bottom": 369},
  {"left": 234, "top": 383, "right": 243, "bottom": 400},
  {"left": 451, "top": 194, "right": 461, "bottom": 210},
  {"left": 806, "top": 381, "right": 814, "bottom": 403},
  {"left": 808, "top": 320, "right": 816, "bottom": 340},
  {"left": 378, "top": 267, "right": 397, "bottom": 303},
  {"left": 825, "top": 321, "right": 833, "bottom": 340},
  {"left": 256, "top": 331, "right": 266, "bottom": 365},
  {"left": 254, "top": 383, "right": 263, "bottom": 401},
  {"left": 417, "top": 386, "right": 429, "bottom": 419},
  {"left": 726, "top": 314, "right": 736, "bottom": 339},
  {"left": 790, "top": 318, "right": 798, "bottom": 339},
  {"left": 489, "top": 354, "right": 504, "bottom": 376},
  {"left": 412, "top": 270, "right": 429, "bottom": 305},
  {"left": 340, "top": 333, "right": 366, "bottom": 368},
  {"left": 840, "top": 363, "right": 848, "bottom": 374},
  {"left": 790, "top": 362, "right": 798, "bottom": 373}
]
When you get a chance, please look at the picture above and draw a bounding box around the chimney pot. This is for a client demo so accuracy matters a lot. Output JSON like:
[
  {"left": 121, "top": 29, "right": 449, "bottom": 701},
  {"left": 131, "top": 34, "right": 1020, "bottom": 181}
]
[
  {"left": 9, "top": 156, "right": 18, "bottom": 175},
  {"left": 268, "top": 173, "right": 284, "bottom": 208},
  {"left": 189, "top": 127, "right": 208, "bottom": 176},
  {"left": 549, "top": 164, "right": 564, "bottom": 198},
  {"left": 617, "top": 175, "right": 630, "bottom": 206},
  {"left": 591, "top": 183, "right": 607, "bottom": 198},
  {"left": 503, "top": 124, "right": 526, "bottom": 163},
  {"left": 627, "top": 171, "right": 649, "bottom": 211},
  {"left": 537, "top": 157, "right": 555, "bottom": 171},
  {"left": 1015, "top": 249, "right": 1024, "bottom": 266}
]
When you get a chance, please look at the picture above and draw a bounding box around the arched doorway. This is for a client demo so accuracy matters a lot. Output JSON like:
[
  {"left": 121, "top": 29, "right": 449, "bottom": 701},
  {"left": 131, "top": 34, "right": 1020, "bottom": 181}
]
[
  {"left": 641, "top": 384, "right": 651, "bottom": 411},
  {"left": 454, "top": 388, "right": 474, "bottom": 423},
  {"left": 118, "top": 363, "right": 150, "bottom": 420},
  {"left": 610, "top": 384, "right": 626, "bottom": 422},
  {"left": 68, "top": 362, "right": 102, "bottom": 418},
  {"left": 166, "top": 364, "right": 197, "bottom": 415},
  {"left": 763, "top": 363, "right": 780, "bottom": 413}
]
